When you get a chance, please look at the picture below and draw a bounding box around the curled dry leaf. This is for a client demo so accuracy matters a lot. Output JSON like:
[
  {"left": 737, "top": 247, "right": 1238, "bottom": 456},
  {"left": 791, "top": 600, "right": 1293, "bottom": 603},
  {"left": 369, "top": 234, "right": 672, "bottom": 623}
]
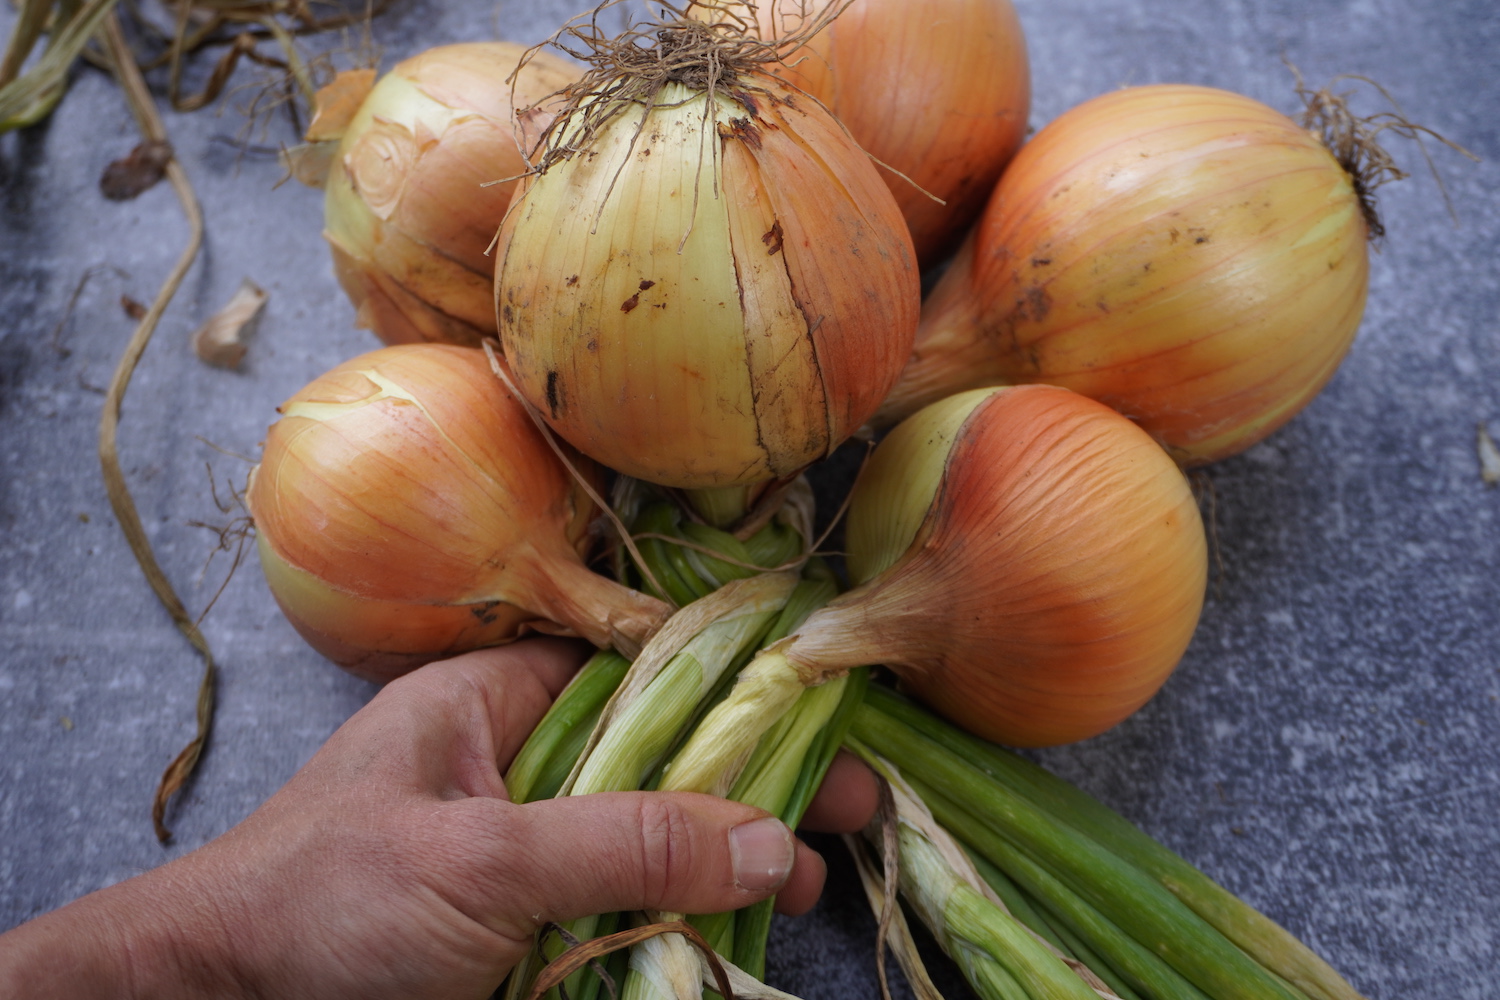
[
  {"left": 100, "top": 140, "right": 173, "bottom": 201},
  {"left": 1479, "top": 422, "right": 1500, "bottom": 486},
  {"left": 192, "top": 278, "right": 267, "bottom": 370}
]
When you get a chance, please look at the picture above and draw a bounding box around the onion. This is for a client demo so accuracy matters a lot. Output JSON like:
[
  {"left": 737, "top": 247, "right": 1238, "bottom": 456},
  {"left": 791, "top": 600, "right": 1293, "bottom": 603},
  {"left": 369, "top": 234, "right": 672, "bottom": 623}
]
[
  {"left": 666, "top": 384, "right": 1206, "bottom": 792},
  {"left": 323, "top": 43, "right": 578, "bottom": 348},
  {"left": 877, "top": 84, "right": 1374, "bottom": 465},
  {"left": 246, "top": 343, "right": 670, "bottom": 683},
  {"left": 495, "top": 12, "right": 920, "bottom": 492},
  {"left": 833, "top": 384, "right": 1206, "bottom": 745},
  {"left": 745, "top": 0, "right": 1031, "bottom": 268}
]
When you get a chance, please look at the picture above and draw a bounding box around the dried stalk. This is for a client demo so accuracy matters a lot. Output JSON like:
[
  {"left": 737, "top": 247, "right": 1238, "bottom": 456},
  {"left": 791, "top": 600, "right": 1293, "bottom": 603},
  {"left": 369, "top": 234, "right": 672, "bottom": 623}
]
[{"left": 97, "top": 10, "right": 215, "bottom": 845}]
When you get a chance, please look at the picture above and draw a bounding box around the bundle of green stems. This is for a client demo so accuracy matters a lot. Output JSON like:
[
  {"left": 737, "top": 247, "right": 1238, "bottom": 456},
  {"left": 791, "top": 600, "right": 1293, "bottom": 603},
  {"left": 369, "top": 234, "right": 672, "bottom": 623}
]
[
  {"left": 502, "top": 497, "right": 867, "bottom": 1000},
  {"left": 849, "top": 686, "right": 1366, "bottom": 1000},
  {"left": 498, "top": 494, "right": 1362, "bottom": 1000}
]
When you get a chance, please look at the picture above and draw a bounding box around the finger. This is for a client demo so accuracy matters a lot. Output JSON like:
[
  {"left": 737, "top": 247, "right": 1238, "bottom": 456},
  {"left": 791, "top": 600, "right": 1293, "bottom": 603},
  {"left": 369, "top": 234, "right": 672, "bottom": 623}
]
[
  {"left": 337, "top": 638, "right": 593, "bottom": 796},
  {"left": 798, "top": 751, "right": 880, "bottom": 834},
  {"left": 771, "top": 839, "right": 827, "bottom": 917},
  {"left": 484, "top": 792, "right": 801, "bottom": 922},
  {"left": 432, "top": 638, "right": 595, "bottom": 766}
]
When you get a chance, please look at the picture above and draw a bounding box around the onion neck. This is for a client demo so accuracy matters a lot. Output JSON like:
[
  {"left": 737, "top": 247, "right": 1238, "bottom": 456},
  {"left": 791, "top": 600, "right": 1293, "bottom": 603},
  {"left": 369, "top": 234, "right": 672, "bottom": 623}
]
[
  {"left": 657, "top": 643, "right": 812, "bottom": 796},
  {"left": 777, "top": 572, "right": 936, "bottom": 681},
  {"left": 682, "top": 484, "right": 752, "bottom": 529},
  {"left": 525, "top": 556, "right": 672, "bottom": 658},
  {"left": 874, "top": 231, "right": 1012, "bottom": 428},
  {"left": 659, "top": 568, "right": 934, "bottom": 796}
]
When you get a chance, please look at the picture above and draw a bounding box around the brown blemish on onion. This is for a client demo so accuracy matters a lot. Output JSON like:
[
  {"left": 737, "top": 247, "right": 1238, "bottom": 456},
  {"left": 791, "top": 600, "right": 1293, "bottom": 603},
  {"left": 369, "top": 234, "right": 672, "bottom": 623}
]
[{"left": 545, "top": 369, "right": 561, "bottom": 417}]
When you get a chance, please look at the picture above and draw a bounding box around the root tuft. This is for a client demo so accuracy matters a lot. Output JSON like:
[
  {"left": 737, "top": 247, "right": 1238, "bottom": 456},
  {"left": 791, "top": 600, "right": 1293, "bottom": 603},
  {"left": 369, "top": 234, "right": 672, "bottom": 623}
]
[
  {"left": 514, "top": 1, "right": 848, "bottom": 179},
  {"left": 1289, "top": 64, "right": 1478, "bottom": 241}
]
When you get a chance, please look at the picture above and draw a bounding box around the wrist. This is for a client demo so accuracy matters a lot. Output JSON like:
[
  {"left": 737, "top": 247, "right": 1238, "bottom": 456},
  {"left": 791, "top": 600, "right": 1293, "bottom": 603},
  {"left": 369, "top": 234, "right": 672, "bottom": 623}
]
[{"left": 0, "top": 854, "right": 252, "bottom": 1000}]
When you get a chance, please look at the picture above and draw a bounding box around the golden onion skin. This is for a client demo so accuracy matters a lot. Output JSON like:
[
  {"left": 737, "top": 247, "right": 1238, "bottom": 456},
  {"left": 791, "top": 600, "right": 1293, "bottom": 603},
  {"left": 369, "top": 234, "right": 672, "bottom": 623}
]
[
  {"left": 247, "top": 344, "right": 668, "bottom": 683},
  {"left": 324, "top": 43, "right": 577, "bottom": 348},
  {"left": 795, "top": 384, "right": 1208, "bottom": 747},
  {"left": 754, "top": 0, "right": 1030, "bottom": 268},
  {"left": 878, "top": 84, "right": 1369, "bottom": 465},
  {"left": 496, "top": 76, "right": 920, "bottom": 491}
]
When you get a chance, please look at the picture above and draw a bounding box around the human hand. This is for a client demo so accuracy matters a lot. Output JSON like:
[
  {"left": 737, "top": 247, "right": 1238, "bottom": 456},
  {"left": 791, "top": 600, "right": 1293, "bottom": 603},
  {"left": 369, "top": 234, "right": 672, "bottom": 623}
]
[{"left": 0, "top": 638, "right": 879, "bottom": 1000}]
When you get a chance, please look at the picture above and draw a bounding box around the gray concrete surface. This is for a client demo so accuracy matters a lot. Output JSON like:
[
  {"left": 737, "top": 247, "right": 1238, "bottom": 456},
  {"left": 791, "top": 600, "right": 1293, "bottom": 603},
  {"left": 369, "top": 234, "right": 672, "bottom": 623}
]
[{"left": 2, "top": 1, "right": 1496, "bottom": 998}]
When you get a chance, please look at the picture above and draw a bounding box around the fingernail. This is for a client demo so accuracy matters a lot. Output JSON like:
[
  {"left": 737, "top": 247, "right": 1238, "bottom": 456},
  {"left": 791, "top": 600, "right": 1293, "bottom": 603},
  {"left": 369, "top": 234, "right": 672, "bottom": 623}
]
[{"left": 729, "top": 816, "right": 794, "bottom": 892}]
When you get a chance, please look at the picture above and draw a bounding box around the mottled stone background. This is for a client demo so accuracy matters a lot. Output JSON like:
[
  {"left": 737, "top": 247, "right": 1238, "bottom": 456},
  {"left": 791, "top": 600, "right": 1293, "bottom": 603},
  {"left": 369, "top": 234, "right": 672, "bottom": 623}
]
[{"left": 1, "top": 1, "right": 1495, "bottom": 998}]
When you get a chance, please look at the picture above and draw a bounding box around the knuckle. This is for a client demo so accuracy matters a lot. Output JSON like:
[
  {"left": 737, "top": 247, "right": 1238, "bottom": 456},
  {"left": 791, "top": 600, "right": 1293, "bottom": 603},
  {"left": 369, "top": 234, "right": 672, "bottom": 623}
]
[{"left": 633, "top": 796, "right": 699, "bottom": 909}]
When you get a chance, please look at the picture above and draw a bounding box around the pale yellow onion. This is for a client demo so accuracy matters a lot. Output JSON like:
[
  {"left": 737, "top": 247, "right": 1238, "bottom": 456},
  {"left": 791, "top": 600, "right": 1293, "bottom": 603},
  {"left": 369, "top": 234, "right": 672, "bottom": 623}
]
[
  {"left": 666, "top": 384, "right": 1206, "bottom": 792},
  {"left": 877, "top": 84, "right": 1370, "bottom": 465},
  {"left": 324, "top": 43, "right": 578, "bottom": 348},
  {"left": 496, "top": 65, "right": 920, "bottom": 491},
  {"left": 746, "top": 0, "right": 1030, "bottom": 268},
  {"left": 246, "top": 343, "right": 670, "bottom": 683}
]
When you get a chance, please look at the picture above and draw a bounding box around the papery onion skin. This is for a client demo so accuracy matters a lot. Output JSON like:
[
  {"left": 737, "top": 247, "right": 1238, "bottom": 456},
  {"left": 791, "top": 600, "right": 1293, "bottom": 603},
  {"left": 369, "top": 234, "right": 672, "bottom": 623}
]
[
  {"left": 877, "top": 84, "right": 1369, "bottom": 466},
  {"left": 324, "top": 43, "right": 577, "bottom": 348},
  {"left": 793, "top": 384, "right": 1208, "bottom": 748},
  {"left": 496, "top": 74, "right": 920, "bottom": 491},
  {"left": 246, "top": 343, "right": 670, "bottom": 683},
  {"left": 752, "top": 0, "right": 1030, "bottom": 268}
]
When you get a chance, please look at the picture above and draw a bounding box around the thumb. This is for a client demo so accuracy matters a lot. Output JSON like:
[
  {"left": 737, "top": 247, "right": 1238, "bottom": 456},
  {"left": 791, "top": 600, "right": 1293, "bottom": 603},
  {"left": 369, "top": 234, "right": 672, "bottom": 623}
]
[{"left": 487, "top": 791, "right": 803, "bottom": 924}]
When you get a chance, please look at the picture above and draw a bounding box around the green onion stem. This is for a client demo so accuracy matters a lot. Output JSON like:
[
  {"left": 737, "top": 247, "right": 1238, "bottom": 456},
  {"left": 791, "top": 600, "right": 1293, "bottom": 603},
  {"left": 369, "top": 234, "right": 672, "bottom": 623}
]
[
  {"left": 918, "top": 774, "right": 1208, "bottom": 1000},
  {"left": 967, "top": 846, "right": 1146, "bottom": 1000},
  {"left": 1038, "top": 909, "right": 1144, "bottom": 1000},
  {"left": 526, "top": 704, "right": 608, "bottom": 804},
  {"left": 859, "top": 688, "right": 1362, "bottom": 1000},
  {"left": 738, "top": 519, "right": 804, "bottom": 570},
  {"left": 574, "top": 601, "right": 784, "bottom": 795},
  {"left": 633, "top": 504, "right": 706, "bottom": 606},
  {"left": 679, "top": 521, "right": 757, "bottom": 586},
  {"left": 729, "top": 667, "right": 869, "bottom": 976},
  {"left": 506, "top": 650, "right": 631, "bottom": 804},
  {"left": 898, "top": 826, "right": 1100, "bottom": 1000},
  {"left": 849, "top": 703, "right": 1308, "bottom": 1000},
  {"left": 956, "top": 947, "right": 1034, "bottom": 1000},
  {"left": 966, "top": 850, "right": 1075, "bottom": 957},
  {"left": 683, "top": 485, "right": 751, "bottom": 528}
]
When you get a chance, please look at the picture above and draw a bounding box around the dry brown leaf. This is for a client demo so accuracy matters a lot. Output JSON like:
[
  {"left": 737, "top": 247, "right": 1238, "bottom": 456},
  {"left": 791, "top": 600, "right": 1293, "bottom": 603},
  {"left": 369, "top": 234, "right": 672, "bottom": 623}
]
[
  {"left": 192, "top": 278, "right": 267, "bottom": 370},
  {"left": 100, "top": 140, "right": 173, "bottom": 200},
  {"left": 1479, "top": 422, "right": 1500, "bottom": 486}
]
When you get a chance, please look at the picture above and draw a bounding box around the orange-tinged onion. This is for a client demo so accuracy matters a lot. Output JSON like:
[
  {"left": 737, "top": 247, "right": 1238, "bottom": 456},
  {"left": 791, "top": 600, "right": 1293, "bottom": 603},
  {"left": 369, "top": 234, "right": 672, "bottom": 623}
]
[
  {"left": 747, "top": 0, "right": 1030, "bottom": 268},
  {"left": 496, "top": 32, "right": 920, "bottom": 491},
  {"left": 877, "top": 84, "right": 1371, "bottom": 465},
  {"left": 668, "top": 383, "right": 1207, "bottom": 785},
  {"left": 811, "top": 384, "right": 1207, "bottom": 746},
  {"left": 324, "top": 43, "right": 578, "bottom": 348},
  {"left": 246, "top": 343, "right": 670, "bottom": 683}
]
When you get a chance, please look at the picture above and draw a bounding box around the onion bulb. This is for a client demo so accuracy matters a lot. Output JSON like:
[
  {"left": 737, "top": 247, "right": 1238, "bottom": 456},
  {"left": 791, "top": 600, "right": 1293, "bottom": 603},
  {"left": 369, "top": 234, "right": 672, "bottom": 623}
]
[
  {"left": 744, "top": 0, "right": 1030, "bottom": 268},
  {"left": 878, "top": 84, "right": 1374, "bottom": 465},
  {"left": 324, "top": 43, "right": 578, "bottom": 348},
  {"left": 495, "top": 13, "right": 920, "bottom": 491},
  {"left": 246, "top": 343, "right": 670, "bottom": 683},
  {"left": 667, "top": 384, "right": 1205, "bottom": 789}
]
